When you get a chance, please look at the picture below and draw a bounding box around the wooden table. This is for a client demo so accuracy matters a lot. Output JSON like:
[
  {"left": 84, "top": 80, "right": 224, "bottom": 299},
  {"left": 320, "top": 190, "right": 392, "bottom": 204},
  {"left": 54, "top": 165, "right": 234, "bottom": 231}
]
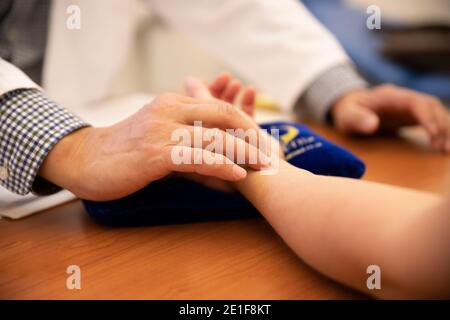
[{"left": 1, "top": 123, "right": 449, "bottom": 299}]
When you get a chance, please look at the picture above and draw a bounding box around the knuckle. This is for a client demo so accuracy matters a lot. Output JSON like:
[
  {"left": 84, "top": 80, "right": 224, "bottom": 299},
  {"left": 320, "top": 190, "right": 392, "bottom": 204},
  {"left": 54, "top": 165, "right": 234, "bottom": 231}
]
[
  {"left": 152, "top": 92, "right": 178, "bottom": 107},
  {"left": 405, "top": 95, "right": 420, "bottom": 108},
  {"left": 148, "top": 94, "right": 187, "bottom": 116},
  {"left": 378, "top": 83, "right": 396, "bottom": 92},
  {"left": 428, "top": 97, "right": 442, "bottom": 106},
  {"left": 153, "top": 94, "right": 167, "bottom": 105},
  {"left": 145, "top": 97, "right": 166, "bottom": 113}
]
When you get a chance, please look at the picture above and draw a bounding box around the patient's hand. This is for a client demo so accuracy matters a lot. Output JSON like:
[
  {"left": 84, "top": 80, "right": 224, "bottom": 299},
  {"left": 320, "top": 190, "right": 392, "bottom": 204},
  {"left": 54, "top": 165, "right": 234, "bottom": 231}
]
[
  {"left": 331, "top": 84, "right": 450, "bottom": 152},
  {"left": 185, "top": 73, "right": 256, "bottom": 117},
  {"left": 182, "top": 73, "right": 283, "bottom": 191},
  {"left": 185, "top": 73, "right": 283, "bottom": 157}
]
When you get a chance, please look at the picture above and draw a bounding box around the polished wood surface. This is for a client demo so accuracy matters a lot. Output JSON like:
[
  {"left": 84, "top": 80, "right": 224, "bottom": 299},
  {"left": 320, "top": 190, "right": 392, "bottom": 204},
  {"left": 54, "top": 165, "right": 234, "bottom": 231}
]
[{"left": 1, "top": 123, "right": 449, "bottom": 299}]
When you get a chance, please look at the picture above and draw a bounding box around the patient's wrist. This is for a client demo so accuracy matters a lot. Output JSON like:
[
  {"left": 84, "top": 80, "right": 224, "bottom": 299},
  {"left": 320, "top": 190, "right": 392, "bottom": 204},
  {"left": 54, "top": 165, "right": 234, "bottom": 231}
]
[{"left": 235, "top": 160, "right": 312, "bottom": 196}]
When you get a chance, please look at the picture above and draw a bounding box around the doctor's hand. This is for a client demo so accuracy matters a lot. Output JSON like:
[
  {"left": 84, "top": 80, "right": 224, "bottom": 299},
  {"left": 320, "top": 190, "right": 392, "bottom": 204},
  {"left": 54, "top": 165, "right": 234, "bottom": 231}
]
[
  {"left": 38, "top": 93, "right": 272, "bottom": 201},
  {"left": 331, "top": 84, "right": 450, "bottom": 152},
  {"left": 181, "top": 73, "right": 255, "bottom": 192}
]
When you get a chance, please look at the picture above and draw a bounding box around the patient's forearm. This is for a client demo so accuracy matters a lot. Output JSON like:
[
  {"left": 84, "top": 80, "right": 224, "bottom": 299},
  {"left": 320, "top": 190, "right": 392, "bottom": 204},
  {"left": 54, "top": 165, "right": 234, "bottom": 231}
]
[{"left": 235, "top": 160, "right": 449, "bottom": 298}]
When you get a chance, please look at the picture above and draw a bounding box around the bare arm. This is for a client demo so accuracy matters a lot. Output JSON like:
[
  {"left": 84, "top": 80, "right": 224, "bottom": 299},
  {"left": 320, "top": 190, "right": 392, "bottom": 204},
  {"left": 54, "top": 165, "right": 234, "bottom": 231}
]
[
  {"left": 235, "top": 160, "right": 450, "bottom": 299},
  {"left": 183, "top": 75, "right": 450, "bottom": 298}
]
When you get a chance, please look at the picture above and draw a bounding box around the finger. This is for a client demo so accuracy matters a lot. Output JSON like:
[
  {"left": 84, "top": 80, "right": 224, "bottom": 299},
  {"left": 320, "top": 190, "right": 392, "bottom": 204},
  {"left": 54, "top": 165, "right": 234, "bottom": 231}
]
[
  {"left": 409, "top": 100, "right": 440, "bottom": 142},
  {"left": 221, "top": 79, "right": 241, "bottom": 103},
  {"left": 179, "top": 102, "right": 276, "bottom": 156},
  {"left": 181, "top": 101, "right": 260, "bottom": 135},
  {"left": 335, "top": 103, "right": 380, "bottom": 134},
  {"left": 372, "top": 85, "right": 450, "bottom": 151},
  {"left": 430, "top": 101, "right": 450, "bottom": 152},
  {"left": 209, "top": 72, "right": 231, "bottom": 98},
  {"left": 430, "top": 104, "right": 444, "bottom": 151},
  {"left": 154, "top": 92, "right": 222, "bottom": 107},
  {"left": 185, "top": 76, "right": 214, "bottom": 100},
  {"left": 176, "top": 125, "right": 272, "bottom": 170},
  {"left": 165, "top": 146, "right": 247, "bottom": 181},
  {"left": 241, "top": 86, "right": 255, "bottom": 117},
  {"left": 446, "top": 113, "right": 450, "bottom": 153}
]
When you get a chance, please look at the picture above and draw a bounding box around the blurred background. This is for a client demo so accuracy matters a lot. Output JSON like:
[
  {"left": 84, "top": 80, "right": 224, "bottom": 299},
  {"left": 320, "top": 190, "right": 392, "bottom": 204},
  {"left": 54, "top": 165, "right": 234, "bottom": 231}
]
[{"left": 120, "top": 0, "right": 450, "bottom": 106}]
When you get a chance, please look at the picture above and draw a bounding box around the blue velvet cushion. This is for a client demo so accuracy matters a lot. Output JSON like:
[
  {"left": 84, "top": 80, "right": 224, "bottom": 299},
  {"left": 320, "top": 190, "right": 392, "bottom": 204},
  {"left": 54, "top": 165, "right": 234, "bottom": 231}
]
[
  {"left": 83, "top": 122, "right": 365, "bottom": 226},
  {"left": 259, "top": 122, "right": 365, "bottom": 179}
]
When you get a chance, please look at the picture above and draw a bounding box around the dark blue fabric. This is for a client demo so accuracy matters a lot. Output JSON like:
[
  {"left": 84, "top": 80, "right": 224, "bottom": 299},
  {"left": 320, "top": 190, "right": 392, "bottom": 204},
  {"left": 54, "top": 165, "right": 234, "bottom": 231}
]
[
  {"left": 83, "top": 178, "right": 258, "bottom": 226},
  {"left": 83, "top": 122, "right": 365, "bottom": 226},
  {"left": 260, "top": 122, "right": 365, "bottom": 179},
  {"left": 302, "top": 0, "right": 450, "bottom": 101}
]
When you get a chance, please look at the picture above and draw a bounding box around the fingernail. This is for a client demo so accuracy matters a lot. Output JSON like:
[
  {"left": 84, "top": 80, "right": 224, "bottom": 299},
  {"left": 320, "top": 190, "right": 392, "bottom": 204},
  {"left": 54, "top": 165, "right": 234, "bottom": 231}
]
[{"left": 233, "top": 166, "right": 247, "bottom": 179}]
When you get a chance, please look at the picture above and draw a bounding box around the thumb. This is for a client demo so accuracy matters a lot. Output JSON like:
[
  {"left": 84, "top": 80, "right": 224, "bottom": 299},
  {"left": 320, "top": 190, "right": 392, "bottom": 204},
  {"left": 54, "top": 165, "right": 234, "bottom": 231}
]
[
  {"left": 184, "top": 76, "right": 213, "bottom": 100},
  {"left": 335, "top": 104, "right": 380, "bottom": 135}
]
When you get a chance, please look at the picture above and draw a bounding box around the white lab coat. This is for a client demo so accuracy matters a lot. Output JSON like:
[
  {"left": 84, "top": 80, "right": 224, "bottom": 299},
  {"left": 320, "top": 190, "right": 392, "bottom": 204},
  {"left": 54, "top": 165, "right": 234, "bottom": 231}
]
[{"left": 0, "top": 0, "right": 350, "bottom": 115}]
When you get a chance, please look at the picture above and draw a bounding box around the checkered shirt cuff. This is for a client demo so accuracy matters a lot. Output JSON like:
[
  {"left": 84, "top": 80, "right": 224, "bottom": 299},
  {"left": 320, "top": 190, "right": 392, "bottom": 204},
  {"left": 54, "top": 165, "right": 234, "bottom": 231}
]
[{"left": 0, "top": 89, "right": 89, "bottom": 195}]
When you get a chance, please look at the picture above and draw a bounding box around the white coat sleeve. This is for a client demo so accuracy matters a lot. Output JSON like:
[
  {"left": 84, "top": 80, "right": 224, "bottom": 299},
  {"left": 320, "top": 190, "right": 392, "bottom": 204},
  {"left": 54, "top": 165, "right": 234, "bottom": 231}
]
[
  {"left": 0, "top": 58, "right": 42, "bottom": 96},
  {"left": 148, "top": 0, "right": 352, "bottom": 113}
]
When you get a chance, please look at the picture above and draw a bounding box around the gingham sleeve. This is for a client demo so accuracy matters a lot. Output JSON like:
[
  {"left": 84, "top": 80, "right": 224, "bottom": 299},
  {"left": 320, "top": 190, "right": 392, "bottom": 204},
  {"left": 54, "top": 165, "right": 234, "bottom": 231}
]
[{"left": 0, "top": 89, "right": 89, "bottom": 195}]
